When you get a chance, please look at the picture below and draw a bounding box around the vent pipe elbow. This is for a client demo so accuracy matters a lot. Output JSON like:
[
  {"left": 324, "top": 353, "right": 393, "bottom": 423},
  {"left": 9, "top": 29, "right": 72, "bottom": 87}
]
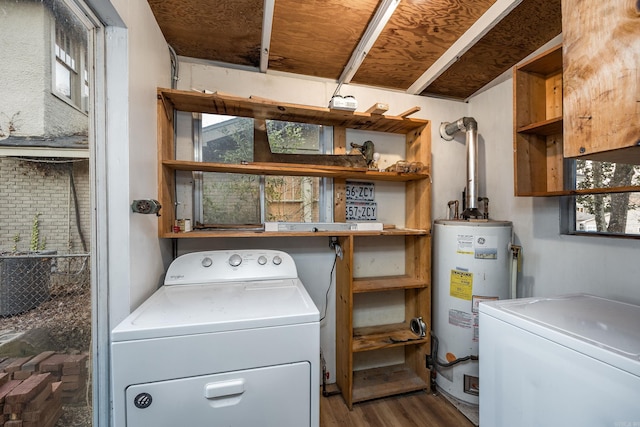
[
  {"left": 439, "top": 117, "right": 477, "bottom": 141},
  {"left": 440, "top": 117, "right": 482, "bottom": 219}
]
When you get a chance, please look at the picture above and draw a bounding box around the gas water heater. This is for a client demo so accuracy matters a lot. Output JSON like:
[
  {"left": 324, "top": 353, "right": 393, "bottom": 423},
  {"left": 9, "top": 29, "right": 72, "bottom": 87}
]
[
  {"left": 433, "top": 117, "right": 515, "bottom": 405},
  {"left": 432, "top": 219, "right": 512, "bottom": 405}
]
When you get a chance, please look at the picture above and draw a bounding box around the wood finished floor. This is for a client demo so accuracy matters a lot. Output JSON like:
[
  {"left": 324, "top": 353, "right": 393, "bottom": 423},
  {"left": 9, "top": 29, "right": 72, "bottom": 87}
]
[{"left": 320, "top": 390, "right": 475, "bottom": 427}]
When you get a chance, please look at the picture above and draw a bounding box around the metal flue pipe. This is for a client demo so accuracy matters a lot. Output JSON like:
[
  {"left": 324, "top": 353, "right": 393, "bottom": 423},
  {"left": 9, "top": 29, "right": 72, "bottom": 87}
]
[{"left": 440, "top": 117, "right": 483, "bottom": 219}]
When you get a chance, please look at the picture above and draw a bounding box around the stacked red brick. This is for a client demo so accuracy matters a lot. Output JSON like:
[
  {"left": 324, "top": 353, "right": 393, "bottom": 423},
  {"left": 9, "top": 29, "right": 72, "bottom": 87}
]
[
  {"left": 39, "top": 354, "right": 88, "bottom": 404},
  {"left": 0, "top": 372, "right": 61, "bottom": 427},
  {"left": 0, "top": 352, "right": 88, "bottom": 426}
]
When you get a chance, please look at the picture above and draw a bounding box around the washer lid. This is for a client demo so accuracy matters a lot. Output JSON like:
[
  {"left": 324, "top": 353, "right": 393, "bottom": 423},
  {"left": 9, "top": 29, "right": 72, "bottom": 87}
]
[
  {"left": 480, "top": 294, "right": 640, "bottom": 375},
  {"left": 111, "top": 278, "right": 319, "bottom": 342}
]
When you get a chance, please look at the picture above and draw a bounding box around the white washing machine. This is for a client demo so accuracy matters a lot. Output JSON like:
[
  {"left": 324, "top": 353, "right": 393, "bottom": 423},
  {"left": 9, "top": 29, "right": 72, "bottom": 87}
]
[
  {"left": 480, "top": 294, "right": 640, "bottom": 427},
  {"left": 111, "top": 249, "right": 320, "bottom": 427}
]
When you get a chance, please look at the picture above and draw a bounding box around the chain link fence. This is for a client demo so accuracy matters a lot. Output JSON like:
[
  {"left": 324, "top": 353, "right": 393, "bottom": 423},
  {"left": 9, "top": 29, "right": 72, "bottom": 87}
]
[
  {"left": 0, "top": 253, "right": 92, "bottom": 426},
  {"left": 0, "top": 253, "right": 89, "bottom": 315}
]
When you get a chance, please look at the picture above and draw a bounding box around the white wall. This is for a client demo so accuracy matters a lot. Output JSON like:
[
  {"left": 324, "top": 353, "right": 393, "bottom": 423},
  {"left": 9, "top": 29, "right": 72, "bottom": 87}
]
[
  {"left": 106, "top": 1, "right": 172, "bottom": 326},
  {"left": 468, "top": 78, "right": 640, "bottom": 305}
]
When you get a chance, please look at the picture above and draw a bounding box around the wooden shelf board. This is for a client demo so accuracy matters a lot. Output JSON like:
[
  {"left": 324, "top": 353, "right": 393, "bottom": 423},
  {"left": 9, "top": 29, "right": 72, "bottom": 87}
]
[
  {"left": 516, "top": 185, "right": 640, "bottom": 197},
  {"left": 352, "top": 364, "right": 428, "bottom": 404},
  {"left": 517, "top": 44, "right": 562, "bottom": 75},
  {"left": 161, "top": 228, "right": 429, "bottom": 239},
  {"left": 159, "top": 88, "right": 429, "bottom": 134},
  {"left": 164, "top": 160, "right": 429, "bottom": 182},
  {"left": 353, "top": 323, "right": 428, "bottom": 352},
  {"left": 517, "top": 117, "right": 562, "bottom": 135},
  {"left": 353, "top": 275, "right": 428, "bottom": 293}
]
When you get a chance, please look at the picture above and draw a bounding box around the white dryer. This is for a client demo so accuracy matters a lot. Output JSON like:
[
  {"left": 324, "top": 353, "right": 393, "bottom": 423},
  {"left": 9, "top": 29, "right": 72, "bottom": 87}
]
[{"left": 111, "top": 249, "right": 320, "bottom": 427}]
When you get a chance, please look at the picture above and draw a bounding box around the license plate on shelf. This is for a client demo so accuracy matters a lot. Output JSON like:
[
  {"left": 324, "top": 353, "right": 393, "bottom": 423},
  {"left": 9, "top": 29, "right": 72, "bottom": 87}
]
[
  {"left": 346, "top": 201, "right": 377, "bottom": 221},
  {"left": 346, "top": 181, "right": 375, "bottom": 201}
]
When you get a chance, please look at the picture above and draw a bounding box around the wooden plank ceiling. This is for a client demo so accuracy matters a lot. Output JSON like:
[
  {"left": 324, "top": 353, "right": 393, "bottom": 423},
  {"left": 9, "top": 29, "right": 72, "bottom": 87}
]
[{"left": 147, "top": 0, "right": 561, "bottom": 101}]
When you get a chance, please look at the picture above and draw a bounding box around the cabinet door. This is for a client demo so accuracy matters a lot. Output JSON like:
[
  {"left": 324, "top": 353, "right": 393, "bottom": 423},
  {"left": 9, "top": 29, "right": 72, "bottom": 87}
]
[{"left": 562, "top": 0, "right": 640, "bottom": 160}]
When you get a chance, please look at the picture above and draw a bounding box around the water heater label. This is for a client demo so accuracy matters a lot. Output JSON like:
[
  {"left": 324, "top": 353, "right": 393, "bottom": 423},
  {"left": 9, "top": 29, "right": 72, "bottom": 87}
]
[
  {"left": 448, "top": 309, "right": 472, "bottom": 329},
  {"left": 450, "top": 269, "right": 473, "bottom": 300},
  {"left": 456, "top": 235, "right": 474, "bottom": 255},
  {"left": 474, "top": 235, "right": 498, "bottom": 260}
]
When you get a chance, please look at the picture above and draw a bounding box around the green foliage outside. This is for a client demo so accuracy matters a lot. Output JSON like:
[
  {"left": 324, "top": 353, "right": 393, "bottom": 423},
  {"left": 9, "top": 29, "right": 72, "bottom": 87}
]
[{"left": 9, "top": 213, "right": 47, "bottom": 253}]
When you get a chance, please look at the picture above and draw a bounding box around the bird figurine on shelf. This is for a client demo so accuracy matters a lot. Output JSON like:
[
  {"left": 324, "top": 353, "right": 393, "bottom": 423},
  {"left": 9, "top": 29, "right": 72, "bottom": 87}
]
[{"left": 350, "top": 140, "right": 375, "bottom": 167}]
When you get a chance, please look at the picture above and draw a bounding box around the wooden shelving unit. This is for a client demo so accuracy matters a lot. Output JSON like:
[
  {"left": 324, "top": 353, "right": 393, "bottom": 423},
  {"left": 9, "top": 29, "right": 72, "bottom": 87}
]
[
  {"left": 513, "top": 43, "right": 566, "bottom": 196},
  {"left": 156, "top": 88, "right": 432, "bottom": 408},
  {"left": 334, "top": 121, "right": 431, "bottom": 408},
  {"left": 157, "top": 88, "right": 431, "bottom": 237}
]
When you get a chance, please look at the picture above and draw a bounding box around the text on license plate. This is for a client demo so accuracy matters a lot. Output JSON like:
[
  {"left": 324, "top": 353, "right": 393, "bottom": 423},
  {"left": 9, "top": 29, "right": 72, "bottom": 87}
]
[
  {"left": 346, "top": 202, "right": 377, "bottom": 221},
  {"left": 346, "top": 181, "right": 375, "bottom": 201}
]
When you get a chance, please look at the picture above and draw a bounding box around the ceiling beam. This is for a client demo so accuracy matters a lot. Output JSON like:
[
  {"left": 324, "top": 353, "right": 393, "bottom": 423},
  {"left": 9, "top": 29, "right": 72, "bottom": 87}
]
[
  {"left": 260, "top": 0, "right": 275, "bottom": 73},
  {"left": 337, "top": 0, "right": 401, "bottom": 87},
  {"left": 406, "top": 0, "right": 523, "bottom": 95}
]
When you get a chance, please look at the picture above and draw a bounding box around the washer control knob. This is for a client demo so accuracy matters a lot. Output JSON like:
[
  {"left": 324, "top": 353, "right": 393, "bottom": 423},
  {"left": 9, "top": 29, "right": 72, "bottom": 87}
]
[
  {"left": 229, "top": 254, "right": 242, "bottom": 267},
  {"left": 272, "top": 255, "right": 282, "bottom": 265},
  {"left": 201, "top": 257, "right": 213, "bottom": 268},
  {"left": 257, "top": 255, "right": 267, "bottom": 265}
]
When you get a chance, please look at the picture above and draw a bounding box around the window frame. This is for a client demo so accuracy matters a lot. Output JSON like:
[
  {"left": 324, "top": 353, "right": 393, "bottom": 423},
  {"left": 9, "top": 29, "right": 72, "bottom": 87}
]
[
  {"left": 192, "top": 114, "right": 334, "bottom": 227},
  {"left": 561, "top": 159, "right": 640, "bottom": 239},
  {"left": 52, "top": 12, "right": 89, "bottom": 113}
]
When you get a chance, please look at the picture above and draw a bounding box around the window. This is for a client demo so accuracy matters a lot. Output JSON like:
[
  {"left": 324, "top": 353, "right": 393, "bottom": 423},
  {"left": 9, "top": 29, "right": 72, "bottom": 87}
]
[
  {"left": 54, "top": 10, "right": 89, "bottom": 111},
  {"left": 194, "top": 114, "right": 332, "bottom": 227},
  {"left": 563, "top": 159, "right": 640, "bottom": 237},
  {"left": 0, "top": 0, "right": 99, "bottom": 425}
]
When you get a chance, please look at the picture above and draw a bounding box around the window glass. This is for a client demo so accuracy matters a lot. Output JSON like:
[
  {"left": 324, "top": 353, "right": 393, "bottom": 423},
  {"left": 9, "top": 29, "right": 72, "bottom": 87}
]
[
  {"left": 199, "top": 115, "right": 328, "bottom": 226},
  {"left": 570, "top": 160, "right": 640, "bottom": 236},
  {"left": 55, "top": 60, "right": 72, "bottom": 97},
  {"left": 0, "top": 0, "right": 95, "bottom": 424},
  {"left": 54, "top": 8, "right": 88, "bottom": 111}
]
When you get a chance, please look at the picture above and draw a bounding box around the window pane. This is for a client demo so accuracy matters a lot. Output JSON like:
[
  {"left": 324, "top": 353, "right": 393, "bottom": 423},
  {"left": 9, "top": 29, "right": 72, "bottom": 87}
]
[
  {"left": 203, "top": 173, "right": 260, "bottom": 224},
  {"left": 576, "top": 192, "right": 640, "bottom": 235},
  {"left": 55, "top": 60, "right": 72, "bottom": 98},
  {"left": 265, "top": 120, "right": 321, "bottom": 222},
  {"left": 266, "top": 176, "right": 320, "bottom": 222},
  {"left": 1, "top": 0, "right": 94, "bottom": 424},
  {"left": 201, "top": 116, "right": 258, "bottom": 224},
  {"left": 54, "top": 6, "right": 88, "bottom": 108},
  {"left": 573, "top": 160, "right": 640, "bottom": 235},
  {"left": 200, "top": 115, "right": 325, "bottom": 225}
]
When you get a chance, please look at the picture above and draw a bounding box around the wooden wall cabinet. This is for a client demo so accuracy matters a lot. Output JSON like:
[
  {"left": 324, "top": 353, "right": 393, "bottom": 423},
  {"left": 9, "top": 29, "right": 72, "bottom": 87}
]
[
  {"left": 513, "top": 44, "right": 566, "bottom": 196},
  {"left": 156, "top": 88, "right": 432, "bottom": 407},
  {"left": 562, "top": 0, "right": 640, "bottom": 163}
]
